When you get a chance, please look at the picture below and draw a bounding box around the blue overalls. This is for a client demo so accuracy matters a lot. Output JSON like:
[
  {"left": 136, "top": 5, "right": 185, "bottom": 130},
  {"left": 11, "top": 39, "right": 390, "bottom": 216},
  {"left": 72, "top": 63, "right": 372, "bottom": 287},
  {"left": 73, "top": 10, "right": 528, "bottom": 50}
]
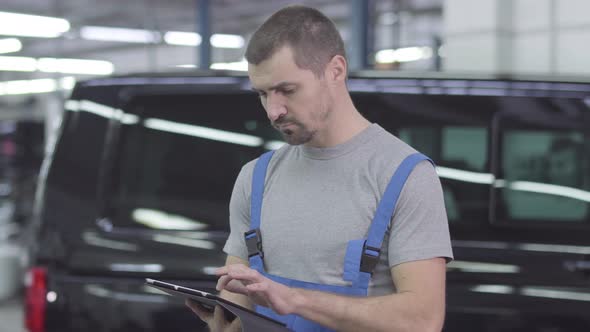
[{"left": 245, "top": 151, "right": 432, "bottom": 332}]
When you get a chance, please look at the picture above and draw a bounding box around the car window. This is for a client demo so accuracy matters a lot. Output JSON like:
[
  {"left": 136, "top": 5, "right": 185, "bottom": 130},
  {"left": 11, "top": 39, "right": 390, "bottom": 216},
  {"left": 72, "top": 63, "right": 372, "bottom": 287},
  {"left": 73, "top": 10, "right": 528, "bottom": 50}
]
[
  {"left": 499, "top": 129, "right": 589, "bottom": 222},
  {"left": 104, "top": 93, "right": 281, "bottom": 231},
  {"left": 398, "top": 126, "right": 488, "bottom": 223},
  {"left": 494, "top": 95, "right": 590, "bottom": 225}
]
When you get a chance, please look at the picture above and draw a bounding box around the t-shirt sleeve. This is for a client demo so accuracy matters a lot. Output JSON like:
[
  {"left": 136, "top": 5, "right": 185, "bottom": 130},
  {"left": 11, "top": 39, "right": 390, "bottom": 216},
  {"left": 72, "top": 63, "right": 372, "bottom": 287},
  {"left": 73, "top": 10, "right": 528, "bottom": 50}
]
[
  {"left": 222, "top": 161, "right": 255, "bottom": 260},
  {"left": 388, "top": 160, "right": 454, "bottom": 267}
]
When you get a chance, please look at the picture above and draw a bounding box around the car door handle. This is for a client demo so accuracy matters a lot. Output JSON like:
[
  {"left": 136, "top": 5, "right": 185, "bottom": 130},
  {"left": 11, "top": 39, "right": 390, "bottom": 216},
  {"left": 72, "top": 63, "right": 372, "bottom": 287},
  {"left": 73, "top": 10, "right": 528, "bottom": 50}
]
[{"left": 564, "top": 260, "right": 590, "bottom": 273}]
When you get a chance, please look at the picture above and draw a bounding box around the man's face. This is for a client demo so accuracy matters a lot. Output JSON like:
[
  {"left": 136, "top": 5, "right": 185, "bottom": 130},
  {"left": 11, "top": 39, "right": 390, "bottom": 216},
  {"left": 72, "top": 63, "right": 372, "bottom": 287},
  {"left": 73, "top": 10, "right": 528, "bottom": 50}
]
[{"left": 248, "top": 46, "right": 332, "bottom": 145}]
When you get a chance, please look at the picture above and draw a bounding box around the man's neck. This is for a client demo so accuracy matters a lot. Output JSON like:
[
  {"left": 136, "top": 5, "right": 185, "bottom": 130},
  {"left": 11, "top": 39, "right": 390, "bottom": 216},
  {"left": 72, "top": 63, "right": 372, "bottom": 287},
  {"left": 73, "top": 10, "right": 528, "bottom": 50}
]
[{"left": 305, "top": 97, "right": 371, "bottom": 148}]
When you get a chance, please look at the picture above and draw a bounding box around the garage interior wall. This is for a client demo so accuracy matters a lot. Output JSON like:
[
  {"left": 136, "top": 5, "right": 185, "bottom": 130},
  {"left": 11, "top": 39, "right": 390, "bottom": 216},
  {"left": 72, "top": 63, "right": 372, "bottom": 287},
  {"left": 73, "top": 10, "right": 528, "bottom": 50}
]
[{"left": 443, "top": 0, "right": 590, "bottom": 75}]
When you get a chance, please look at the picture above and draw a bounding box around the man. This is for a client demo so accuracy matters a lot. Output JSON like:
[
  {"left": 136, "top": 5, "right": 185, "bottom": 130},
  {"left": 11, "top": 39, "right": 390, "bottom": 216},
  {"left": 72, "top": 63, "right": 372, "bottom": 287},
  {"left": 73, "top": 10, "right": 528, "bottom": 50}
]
[{"left": 187, "top": 5, "right": 453, "bottom": 332}]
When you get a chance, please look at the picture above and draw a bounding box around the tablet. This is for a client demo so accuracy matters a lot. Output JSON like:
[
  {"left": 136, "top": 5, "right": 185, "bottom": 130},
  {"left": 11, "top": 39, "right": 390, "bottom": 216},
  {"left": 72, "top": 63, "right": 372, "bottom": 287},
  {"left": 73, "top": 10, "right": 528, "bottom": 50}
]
[{"left": 145, "top": 278, "right": 289, "bottom": 330}]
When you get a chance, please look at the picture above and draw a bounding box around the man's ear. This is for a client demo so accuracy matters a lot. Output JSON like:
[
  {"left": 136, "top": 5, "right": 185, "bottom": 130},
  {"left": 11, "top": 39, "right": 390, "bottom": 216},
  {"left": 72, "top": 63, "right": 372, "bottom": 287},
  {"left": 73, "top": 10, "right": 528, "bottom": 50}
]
[{"left": 326, "top": 55, "right": 347, "bottom": 83}]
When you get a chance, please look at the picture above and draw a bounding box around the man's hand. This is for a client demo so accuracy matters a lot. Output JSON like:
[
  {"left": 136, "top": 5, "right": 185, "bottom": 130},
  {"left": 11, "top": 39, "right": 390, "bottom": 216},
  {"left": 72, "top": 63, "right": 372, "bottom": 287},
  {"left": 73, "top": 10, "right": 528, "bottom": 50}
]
[
  {"left": 216, "top": 264, "right": 300, "bottom": 315},
  {"left": 185, "top": 299, "right": 241, "bottom": 332}
]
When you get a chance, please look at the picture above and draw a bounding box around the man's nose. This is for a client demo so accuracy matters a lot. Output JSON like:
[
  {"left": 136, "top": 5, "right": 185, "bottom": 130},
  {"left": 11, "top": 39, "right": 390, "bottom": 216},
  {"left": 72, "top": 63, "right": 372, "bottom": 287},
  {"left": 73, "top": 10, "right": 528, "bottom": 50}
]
[{"left": 265, "top": 94, "right": 287, "bottom": 122}]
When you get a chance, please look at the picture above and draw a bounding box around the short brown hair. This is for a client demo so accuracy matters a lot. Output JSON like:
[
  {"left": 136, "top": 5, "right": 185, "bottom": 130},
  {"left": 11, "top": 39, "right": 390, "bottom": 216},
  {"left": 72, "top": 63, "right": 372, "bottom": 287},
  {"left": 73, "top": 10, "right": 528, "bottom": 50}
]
[{"left": 245, "top": 5, "right": 346, "bottom": 77}]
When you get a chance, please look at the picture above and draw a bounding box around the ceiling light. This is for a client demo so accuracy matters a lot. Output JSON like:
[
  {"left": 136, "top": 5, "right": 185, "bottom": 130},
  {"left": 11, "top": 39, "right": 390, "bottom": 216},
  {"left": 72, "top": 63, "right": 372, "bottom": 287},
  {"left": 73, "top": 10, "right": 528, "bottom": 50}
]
[
  {"left": 2, "top": 79, "right": 56, "bottom": 95},
  {"left": 375, "top": 47, "right": 433, "bottom": 63},
  {"left": 164, "top": 32, "right": 244, "bottom": 48},
  {"left": 80, "top": 26, "right": 160, "bottom": 43},
  {"left": 0, "top": 56, "right": 36, "bottom": 71},
  {"left": 37, "top": 58, "right": 114, "bottom": 75},
  {"left": 0, "top": 38, "right": 22, "bottom": 54},
  {"left": 0, "top": 11, "right": 70, "bottom": 38},
  {"left": 210, "top": 34, "right": 244, "bottom": 49},
  {"left": 164, "top": 31, "right": 201, "bottom": 46},
  {"left": 210, "top": 59, "right": 248, "bottom": 71}
]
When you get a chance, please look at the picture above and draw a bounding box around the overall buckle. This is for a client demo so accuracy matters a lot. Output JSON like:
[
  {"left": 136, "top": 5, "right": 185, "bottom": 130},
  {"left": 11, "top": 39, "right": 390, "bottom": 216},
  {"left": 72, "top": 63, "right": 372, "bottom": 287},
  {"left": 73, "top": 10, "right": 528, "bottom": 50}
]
[
  {"left": 245, "top": 228, "right": 264, "bottom": 259},
  {"left": 360, "top": 242, "right": 381, "bottom": 274}
]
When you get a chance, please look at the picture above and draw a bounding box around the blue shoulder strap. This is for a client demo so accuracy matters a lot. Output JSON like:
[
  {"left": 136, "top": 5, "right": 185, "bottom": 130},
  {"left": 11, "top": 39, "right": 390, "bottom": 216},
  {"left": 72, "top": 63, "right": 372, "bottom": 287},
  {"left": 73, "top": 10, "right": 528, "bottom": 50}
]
[
  {"left": 246, "top": 150, "right": 274, "bottom": 271},
  {"left": 362, "top": 153, "right": 433, "bottom": 271}
]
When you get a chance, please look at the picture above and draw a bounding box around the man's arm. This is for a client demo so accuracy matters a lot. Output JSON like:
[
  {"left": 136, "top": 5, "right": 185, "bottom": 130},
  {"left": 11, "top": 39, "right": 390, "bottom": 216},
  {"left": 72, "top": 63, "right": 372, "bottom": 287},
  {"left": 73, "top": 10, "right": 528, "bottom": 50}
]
[{"left": 217, "top": 257, "right": 447, "bottom": 332}]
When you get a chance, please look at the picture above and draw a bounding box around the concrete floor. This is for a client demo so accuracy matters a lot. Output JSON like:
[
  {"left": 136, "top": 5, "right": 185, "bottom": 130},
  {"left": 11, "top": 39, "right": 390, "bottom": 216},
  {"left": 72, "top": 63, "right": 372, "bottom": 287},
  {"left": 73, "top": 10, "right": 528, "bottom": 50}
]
[{"left": 0, "top": 295, "right": 25, "bottom": 332}]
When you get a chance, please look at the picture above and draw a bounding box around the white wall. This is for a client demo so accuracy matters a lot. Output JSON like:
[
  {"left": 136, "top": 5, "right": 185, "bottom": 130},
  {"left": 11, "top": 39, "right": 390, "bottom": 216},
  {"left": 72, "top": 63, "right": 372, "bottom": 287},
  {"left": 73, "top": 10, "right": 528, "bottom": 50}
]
[{"left": 443, "top": 0, "right": 590, "bottom": 75}]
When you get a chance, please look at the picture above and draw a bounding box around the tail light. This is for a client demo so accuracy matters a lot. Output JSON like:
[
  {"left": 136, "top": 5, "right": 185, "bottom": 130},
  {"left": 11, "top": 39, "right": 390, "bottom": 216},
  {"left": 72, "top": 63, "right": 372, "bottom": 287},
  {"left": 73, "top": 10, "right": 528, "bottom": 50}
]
[{"left": 25, "top": 267, "right": 47, "bottom": 332}]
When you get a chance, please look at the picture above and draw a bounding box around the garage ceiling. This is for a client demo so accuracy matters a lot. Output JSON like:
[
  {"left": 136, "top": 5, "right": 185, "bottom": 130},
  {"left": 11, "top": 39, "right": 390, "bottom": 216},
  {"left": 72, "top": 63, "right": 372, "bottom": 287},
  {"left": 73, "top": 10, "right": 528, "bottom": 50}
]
[{"left": 0, "top": 0, "right": 443, "bottom": 81}]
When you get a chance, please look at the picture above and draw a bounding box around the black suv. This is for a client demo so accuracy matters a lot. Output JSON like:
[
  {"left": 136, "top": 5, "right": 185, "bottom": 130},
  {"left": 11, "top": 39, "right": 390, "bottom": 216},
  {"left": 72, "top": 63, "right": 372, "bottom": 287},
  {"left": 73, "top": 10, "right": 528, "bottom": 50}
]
[{"left": 25, "top": 71, "right": 590, "bottom": 332}]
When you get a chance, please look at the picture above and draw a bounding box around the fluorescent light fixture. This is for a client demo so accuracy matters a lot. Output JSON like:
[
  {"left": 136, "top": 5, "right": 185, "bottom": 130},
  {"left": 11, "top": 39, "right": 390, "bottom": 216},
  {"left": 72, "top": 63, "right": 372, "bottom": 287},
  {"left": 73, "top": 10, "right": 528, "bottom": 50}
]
[
  {"left": 0, "top": 38, "right": 21, "bottom": 54},
  {"left": 0, "top": 11, "right": 70, "bottom": 38},
  {"left": 2, "top": 78, "right": 56, "bottom": 95},
  {"left": 132, "top": 208, "right": 206, "bottom": 230},
  {"left": 265, "top": 140, "right": 286, "bottom": 150},
  {"left": 0, "top": 77, "right": 75, "bottom": 96},
  {"left": 80, "top": 26, "right": 160, "bottom": 43},
  {"left": 508, "top": 181, "right": 590, "bottom": 202},
  {"left": 211, "top": 34, "right": 244, "bottom": 48},
  {"left": 164, "top": 32, "right": 244, "bottom": 48},
  {"left": 210, "top": 59, "right": 248, "bottom": 71},
  {"left": 175, "top": 64, "right": 198, "bottom": 68},
  {"left": 471, "top": 285, "right": 514, "bottom": 294},
  {"left": 0, "top": 56, "right": 36, "bottom": 71},
  {"left": 0, "top": 56, "right": 113, "bottom": 75},
  {"left": 164, "top": 31, "right": 202, "bottom": 46},
  {"left": 447, "top": 260, "right": 520, "bottom": 273},
  {"left": 38, "top": 57, "right": 114, "bottom": 75},
  {"left": 436, "top": 167, "right": 495, "bottom": 184},
  {"left": 145, "top": 118, "right": 263, "bottom": 147},
  {"left": 375, "top": 47, "right": 433, "bottom": 63}
]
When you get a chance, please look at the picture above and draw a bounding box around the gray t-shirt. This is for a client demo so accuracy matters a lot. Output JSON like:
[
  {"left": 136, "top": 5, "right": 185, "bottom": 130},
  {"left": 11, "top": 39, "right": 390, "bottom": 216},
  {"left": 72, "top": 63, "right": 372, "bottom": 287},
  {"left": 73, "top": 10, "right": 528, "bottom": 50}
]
[{"left": 223, "top": 123, "right": 453, "bottom": 296}]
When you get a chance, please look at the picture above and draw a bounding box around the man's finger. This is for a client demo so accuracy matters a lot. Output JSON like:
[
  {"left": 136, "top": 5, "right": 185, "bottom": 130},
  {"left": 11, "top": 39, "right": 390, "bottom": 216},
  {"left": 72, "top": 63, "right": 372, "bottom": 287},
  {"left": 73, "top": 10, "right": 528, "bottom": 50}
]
[
  {"left": 224, "top": 279, "right": 250, "bottom": 294},
  {"left": 216, "top": 274, "right": 232, "bottom": 291},
  {"left": 228, "top": 316, "right": 242, "bottom": 332},
  {"left": 185, "top": 299, "right": 213, "bottom": 323}
]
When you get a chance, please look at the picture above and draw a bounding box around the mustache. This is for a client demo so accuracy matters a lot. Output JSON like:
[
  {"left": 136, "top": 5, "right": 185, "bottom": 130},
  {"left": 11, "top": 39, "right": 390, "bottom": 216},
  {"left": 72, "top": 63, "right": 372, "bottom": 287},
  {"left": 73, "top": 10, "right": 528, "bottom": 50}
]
[{"left": 272, "top": 117, "right": 297, "bottom": 127}]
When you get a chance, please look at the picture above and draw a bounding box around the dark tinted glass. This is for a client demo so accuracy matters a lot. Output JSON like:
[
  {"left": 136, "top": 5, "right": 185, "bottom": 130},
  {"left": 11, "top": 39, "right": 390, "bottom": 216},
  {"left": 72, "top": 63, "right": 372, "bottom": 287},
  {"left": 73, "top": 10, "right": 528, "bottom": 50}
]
[
  {"left": 106, "top": 93, "right": 281, "bottom": 231},
  {"left": 495, "top": 97, "right": 590, "bottom": 224}
]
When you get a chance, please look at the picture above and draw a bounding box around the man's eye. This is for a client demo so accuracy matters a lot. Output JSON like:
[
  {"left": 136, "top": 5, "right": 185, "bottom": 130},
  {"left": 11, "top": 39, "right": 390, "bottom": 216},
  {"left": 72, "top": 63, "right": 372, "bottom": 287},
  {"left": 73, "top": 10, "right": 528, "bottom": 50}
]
[{"left": 283, "top": 89, "right": 294, "bottom": 95}]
